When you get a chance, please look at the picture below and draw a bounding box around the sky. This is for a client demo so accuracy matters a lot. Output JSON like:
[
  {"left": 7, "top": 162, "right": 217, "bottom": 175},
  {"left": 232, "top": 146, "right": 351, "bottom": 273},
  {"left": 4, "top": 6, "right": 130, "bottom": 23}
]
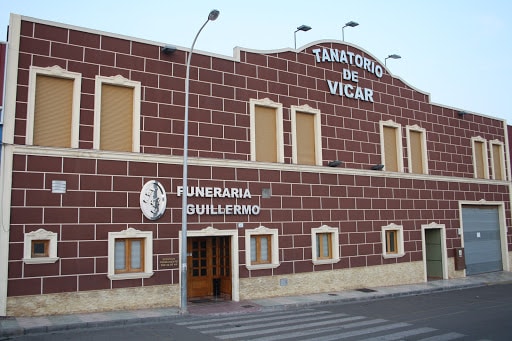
[{"left": 1, "top": 0, "right": 511, "bottom": 122}]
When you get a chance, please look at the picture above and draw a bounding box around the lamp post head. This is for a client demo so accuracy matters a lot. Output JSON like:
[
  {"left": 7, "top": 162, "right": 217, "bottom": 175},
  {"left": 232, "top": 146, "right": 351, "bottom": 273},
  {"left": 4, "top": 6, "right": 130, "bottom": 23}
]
[
  {"left": 208, "top": 9, "right": 220, "bottom": 21},
  {"left": 344, "top": 21, "right": 359, "bottom": 28},
  {"left": 385, "top": 54, "right": 401, "bottom": 66},
  {"left": 296, "top": 24, "right": 312, "bottom": 32}
]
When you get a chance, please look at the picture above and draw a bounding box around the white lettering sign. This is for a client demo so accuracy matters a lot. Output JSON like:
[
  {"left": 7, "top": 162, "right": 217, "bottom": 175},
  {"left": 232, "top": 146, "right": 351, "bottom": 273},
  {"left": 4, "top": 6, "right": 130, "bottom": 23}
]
[
  {"left": 311, "top": 48, "right": 383, "bottom": 78},
  {"left": 177, "top": 186, "right": 260, "bottom": 215},
  {"left": 177, "top": 186, "right": 251, "bottom": 199},
  {"left": 312, "top": 47, "right": 382, "bottom": 103}
]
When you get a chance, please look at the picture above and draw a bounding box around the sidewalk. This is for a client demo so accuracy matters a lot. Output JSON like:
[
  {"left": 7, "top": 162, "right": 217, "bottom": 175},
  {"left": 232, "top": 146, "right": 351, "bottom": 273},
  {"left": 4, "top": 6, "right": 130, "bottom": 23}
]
[{"left": 2, "top": 271, "right": 512, "bottom": 339}]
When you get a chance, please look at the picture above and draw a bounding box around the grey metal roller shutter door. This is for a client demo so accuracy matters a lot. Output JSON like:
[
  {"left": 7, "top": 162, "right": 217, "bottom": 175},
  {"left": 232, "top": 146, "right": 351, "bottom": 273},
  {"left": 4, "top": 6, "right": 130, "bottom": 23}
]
[{"left": 462, "top": 206, "right": 502, "bottom": 275}]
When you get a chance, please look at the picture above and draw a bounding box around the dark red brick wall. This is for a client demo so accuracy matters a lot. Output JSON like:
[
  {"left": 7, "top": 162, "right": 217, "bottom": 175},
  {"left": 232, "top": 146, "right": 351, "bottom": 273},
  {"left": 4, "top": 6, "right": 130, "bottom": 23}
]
[
  {"left": 7, "top": 153, "right": 511, "bottom": 296},
  {"left": 12, "top": 20, "right": 507, "bottom": 177},
  {"left": 5, "top": 18, "right": 512, "bottom": 296}
]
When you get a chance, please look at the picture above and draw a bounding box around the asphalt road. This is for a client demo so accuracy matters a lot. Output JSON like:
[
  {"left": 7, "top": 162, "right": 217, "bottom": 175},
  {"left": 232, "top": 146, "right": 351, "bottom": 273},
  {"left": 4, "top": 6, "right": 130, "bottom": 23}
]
[{"left": 8, "top": 282, "right": 512, "bottom": 340}]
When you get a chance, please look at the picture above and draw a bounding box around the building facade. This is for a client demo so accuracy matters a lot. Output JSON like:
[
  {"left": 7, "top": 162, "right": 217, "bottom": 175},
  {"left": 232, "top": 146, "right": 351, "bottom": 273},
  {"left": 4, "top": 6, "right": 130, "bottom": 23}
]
[{"left": 0, "top": 14, "right": 511, "bottom": 316}]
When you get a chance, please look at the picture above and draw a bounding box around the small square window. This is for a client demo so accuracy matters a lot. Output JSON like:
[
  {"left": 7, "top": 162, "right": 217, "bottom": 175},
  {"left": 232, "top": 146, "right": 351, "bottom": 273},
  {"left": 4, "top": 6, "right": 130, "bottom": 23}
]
[
  {"left": 381, "top": 224, "right": 405, "bottom": 258},
  {"left": 31, "top": 240, "right": 50, "bottom": 258},
  {"left": 23, "top": 229, "right": 59, "bottom": 264}
]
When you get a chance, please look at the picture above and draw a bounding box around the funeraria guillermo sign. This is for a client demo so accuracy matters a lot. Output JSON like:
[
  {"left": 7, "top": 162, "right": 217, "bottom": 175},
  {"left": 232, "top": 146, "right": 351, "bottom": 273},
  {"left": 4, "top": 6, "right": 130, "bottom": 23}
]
[
  {"left": 312, "top": 47, "right": 383, "bottom": 103},
  {"left": 177, "top": 186, "right": 260, "bottom": 215}
]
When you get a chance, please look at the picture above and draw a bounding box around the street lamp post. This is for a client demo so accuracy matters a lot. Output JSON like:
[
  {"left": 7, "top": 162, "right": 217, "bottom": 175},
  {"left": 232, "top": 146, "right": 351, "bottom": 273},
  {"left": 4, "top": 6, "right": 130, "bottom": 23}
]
[
  {"left": 294, "top": 24, "right": 311, "bottom": 49},
  {"left": 342, "top": 21, "right": 359, "bottom": 41},
  {"left": 180, "top": 9, "right": 220, "bottom": 315}
]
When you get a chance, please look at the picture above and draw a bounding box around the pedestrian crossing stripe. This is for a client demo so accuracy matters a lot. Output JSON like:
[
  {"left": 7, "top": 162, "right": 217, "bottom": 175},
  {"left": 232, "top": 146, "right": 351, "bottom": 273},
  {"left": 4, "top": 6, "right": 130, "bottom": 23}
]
[{"left": 176, "top": 309, "right": 466, "bottom": 340}]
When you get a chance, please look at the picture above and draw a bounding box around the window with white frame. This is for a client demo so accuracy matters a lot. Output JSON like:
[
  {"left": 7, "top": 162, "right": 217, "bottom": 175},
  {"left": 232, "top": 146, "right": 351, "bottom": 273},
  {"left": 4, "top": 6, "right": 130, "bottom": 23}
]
[
  {"left": 291, "top": 105, "right": 322, "bottom": 166},
  {"left": 108, "top": 227, "right": 153, "bottom": 280},
  {"left": 26, "top": 66, "right": 81, "bottom": 148},
  {"left": 381, "top": 223, "right": 405, "bottom": 258},
  {"left": 311, "top": 225, "right": 340, "bottom": 265},
  {"left": 379, "top": 120, "right": 403, "bottom": 172},
  {"left": 406, "top": 125, "right": 428, "bottom": 174},
  {"left": 245, "top": 226, "right": 279, "bottom": 270},
  {"left": 471, "top": 136, "right": 488, "bottom": 179},
  {"left": 490, "top": 140, "right": 506, "bottom": 181},
  {"left": 94, "top": 75, "right": 141, "bottom": 153},
  {"left": 250, "top": 98, "right": 284, "bottom": 163},
  {"left": 23, "top": 228, "right": 59, "bottom": 264}
]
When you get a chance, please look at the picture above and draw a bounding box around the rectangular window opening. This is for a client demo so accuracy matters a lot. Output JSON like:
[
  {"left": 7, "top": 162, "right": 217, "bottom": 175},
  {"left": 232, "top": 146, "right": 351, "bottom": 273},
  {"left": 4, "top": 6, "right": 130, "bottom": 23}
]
[
  {"left": 100, "top": 84, "right": 134, "bottom": 152},
  {"left": 296, "top": 112, "right": 316, "bottom": 165},
  {"left": 386, "top": 230, "right": 398, "bottom": 254},
  {"left": 409, "top": 130, "right": 424, "bottom": 174},
  {"left": 316, "top": 233, "right": 333, "bottom": 259},
  {"left": 250, "top": 235, "right": 272, "bottom": 264},
  {"left": 33, "top": 75, "right": 74, "bottom": 148},
  {"left": 383, "top": 125, "right": 399, "bottom": 172},
  {"left": 474, "top": 140, "right": 486, "bottom": 179},
  {"left": 255, "top": 105, "right": 278, "bottom": 163},
  {"left": 114, "top": 238, "right": 145, "bottom": 274}
]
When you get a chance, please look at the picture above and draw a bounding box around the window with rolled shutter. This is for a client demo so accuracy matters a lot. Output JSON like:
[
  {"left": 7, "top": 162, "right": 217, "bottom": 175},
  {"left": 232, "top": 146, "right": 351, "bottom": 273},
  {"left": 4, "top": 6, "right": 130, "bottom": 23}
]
[
  {"left": 94, "top": 75, "right": 141, "bottom": 153},
  {"left": 407, "top": 127, "right": 428, "bottom": 174},
  {"left": 491, "top": 142, "right": 505, "bottom": 180},
  {"left": 472, "top": 138, "right": 488, "bottom": 179},
  {"left": 383, "top": 125, "right": 399, "bottom": 172},
  {"left": 100, "top": 84, "right": 134, "bottom": 152},
  {"left": 27, "top": 66, "right": 81, "bottom": 148},
  {"left": 296, "top": 112, "right": 316, "bottom": 165},
  {"left": 254, "top": 105, "right": 278, "bottom": 162},
  {"left": 33, "top": 75, "right": 73, "bottom": 147}
]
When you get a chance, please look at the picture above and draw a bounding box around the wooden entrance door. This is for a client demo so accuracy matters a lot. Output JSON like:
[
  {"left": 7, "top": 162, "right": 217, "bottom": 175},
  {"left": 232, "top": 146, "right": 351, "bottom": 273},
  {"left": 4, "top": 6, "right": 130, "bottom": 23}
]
[{"left": 187, "top": 236, "right": 231, "bottom": 299}]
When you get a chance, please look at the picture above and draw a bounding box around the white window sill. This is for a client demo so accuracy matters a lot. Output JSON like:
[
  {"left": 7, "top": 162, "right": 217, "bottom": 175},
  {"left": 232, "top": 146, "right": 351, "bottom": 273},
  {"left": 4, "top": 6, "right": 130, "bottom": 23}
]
[
  {"left": 23, "top": 257, "right": 59, "bottom": 264},
  {"left": 383, "top": 252, "right": 405, "bottom": 259},
  {"left": 108, "top": 272, "right": 154, "bottom": 280},
  {"left": 312, "top": 258, "right": 340, "bottom": 265},
  {"left": 246, "top": 263, "right": 280, "bottom": 271}
]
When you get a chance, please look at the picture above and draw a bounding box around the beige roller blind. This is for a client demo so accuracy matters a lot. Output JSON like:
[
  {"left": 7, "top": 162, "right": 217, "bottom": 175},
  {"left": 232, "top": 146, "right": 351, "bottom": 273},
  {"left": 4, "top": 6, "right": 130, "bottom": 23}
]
[
  {"left": 409, "top": 130, "right": 423, "bottom": 174},
  {"left": 296, "top": 112, "right": 315, "bottom": 165},
  {"left": 492, "top": 144, "right": 503, "bottom": 180},
  {"left": 383, "top": 126, "right": 398, "bottom": 172},
  {"left": 255, "top": 105, "right": 277, "bottom": 162},
  {"left": 33, "top": 75, "right": 73, "bottom": 147},
  {"left": 474, "top": 141, "right": 485, "bottom": 178},
  {"left": 100, "top": 84, "right": 133, "bottom": 152}
]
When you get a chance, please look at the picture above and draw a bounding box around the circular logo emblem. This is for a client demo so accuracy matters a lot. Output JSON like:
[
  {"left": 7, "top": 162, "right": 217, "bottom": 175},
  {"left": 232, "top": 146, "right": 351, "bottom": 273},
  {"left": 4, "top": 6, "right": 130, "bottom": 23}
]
[{"left": 140, "top": 180, "right": 167, "bottom": 220}]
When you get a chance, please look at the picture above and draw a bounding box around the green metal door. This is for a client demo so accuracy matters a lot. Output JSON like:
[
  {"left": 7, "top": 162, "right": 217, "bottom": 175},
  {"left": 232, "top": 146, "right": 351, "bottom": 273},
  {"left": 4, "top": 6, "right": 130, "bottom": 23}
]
[{"left": 425, "top": 228, "right": 443, "bottom": 280}]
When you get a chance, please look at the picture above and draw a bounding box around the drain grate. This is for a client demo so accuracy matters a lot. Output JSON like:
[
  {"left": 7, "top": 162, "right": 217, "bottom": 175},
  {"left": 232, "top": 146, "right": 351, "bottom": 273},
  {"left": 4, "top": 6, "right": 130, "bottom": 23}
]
[
  {"left": 355, "top": 288, "right": 377, "bottom": 293},
  {"left": 242, "top": 305, "right": 254, "bottom": 308},
  {"left": 328, "top": 293, "right": 338, "bottom": 296}
]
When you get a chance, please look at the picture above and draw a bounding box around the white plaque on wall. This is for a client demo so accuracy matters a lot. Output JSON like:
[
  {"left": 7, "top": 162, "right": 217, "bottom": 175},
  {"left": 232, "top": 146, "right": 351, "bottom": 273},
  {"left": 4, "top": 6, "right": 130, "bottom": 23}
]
[{"left": 140, "top": 180, "right": 167, "bottom": 220}]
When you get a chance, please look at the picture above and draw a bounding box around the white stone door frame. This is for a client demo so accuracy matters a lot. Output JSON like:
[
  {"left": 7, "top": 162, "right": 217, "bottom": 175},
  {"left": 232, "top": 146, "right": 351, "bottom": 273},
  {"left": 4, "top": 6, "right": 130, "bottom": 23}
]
[
  {"left": 179, "top": 226, "right": 239, "bottom": 302},
  {"left": 421, "top": 222, "right": 448, "bottom": 282}
]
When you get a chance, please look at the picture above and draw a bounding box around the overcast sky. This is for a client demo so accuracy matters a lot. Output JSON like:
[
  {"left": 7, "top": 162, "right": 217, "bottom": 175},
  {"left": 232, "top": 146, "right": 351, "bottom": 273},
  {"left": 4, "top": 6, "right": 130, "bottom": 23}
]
[{"left": 1, "top": 0, "right": 511, "bottom": 123}]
